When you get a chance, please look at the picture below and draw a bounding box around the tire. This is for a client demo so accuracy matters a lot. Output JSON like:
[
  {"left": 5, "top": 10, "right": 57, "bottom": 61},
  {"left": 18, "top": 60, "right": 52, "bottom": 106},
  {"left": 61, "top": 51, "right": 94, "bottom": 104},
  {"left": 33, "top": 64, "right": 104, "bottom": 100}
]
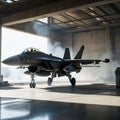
[
  {"left": 30, "top": 83, "right": 33, "bottom": 88},
  {"left": 47, "top": 78, "right": 52, "bottom": 86},
  {"left": 32, "top": 83, "right": 36, "bottom": 88},
  {"left": 70, "top": 78, "right": 76, "bottom": 87},
  {"left": 30, "top": 83, "right": 36, "bottom": 88}
]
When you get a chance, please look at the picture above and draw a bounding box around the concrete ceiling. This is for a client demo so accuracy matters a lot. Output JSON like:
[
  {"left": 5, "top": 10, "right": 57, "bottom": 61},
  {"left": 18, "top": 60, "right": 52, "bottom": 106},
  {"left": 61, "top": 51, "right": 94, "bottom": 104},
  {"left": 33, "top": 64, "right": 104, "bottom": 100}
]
[{"left": 0, "top": 0, "right": 120, "bottom": 33}]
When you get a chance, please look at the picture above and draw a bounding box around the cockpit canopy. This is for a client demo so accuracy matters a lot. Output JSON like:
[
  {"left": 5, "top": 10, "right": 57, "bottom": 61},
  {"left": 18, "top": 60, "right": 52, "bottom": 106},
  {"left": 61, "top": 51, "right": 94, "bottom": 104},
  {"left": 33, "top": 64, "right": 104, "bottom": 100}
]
[{"left": 22, "top": 47, "right": 40, "bottom": 53}]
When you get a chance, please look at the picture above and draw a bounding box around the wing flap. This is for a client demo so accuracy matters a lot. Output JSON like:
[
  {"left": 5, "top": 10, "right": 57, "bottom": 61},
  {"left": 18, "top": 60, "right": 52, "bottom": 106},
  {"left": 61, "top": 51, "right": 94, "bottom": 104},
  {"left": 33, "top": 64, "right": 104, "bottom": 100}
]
[{"left": 64, "top": 58, "right": 110, "bottom": 65}]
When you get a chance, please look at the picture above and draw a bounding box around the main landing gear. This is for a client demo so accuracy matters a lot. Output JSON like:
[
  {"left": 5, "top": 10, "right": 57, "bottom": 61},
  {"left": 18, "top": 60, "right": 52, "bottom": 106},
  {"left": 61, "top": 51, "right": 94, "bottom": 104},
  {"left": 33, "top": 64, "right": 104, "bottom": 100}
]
[
  {"left": 30, "top": 74, "right": 36, "bottom": 88},
  {"left": 47, "top": 77, "right": 53, "bottom": 86},
  {"left": 67, "top": 73, "right": 76, "bottom": 87},
  {"left": 47, "top": 72, "right": 55, "bottom": 86},
  {"left": 47, "top": 72, "right": 76, "bottom": 87}
]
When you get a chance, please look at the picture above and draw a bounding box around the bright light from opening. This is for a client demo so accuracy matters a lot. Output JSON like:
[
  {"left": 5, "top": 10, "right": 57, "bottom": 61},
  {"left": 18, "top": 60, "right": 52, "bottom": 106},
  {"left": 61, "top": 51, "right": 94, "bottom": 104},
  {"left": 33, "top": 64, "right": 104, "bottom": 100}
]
[
  {"left": 1, "top": 27, "right": 48, "bottom": 82},
  {"left": 2, "top": 27, "right": 48, "bottom": 60},
  {"left": 5, "top": 0, "right": 13, "bottom": 3},
  {"left": 3, "top": 0, "right": 19, "bottom": 3},
  {"left": 38, "top": 18, "right": 48, "bottom": 24}
]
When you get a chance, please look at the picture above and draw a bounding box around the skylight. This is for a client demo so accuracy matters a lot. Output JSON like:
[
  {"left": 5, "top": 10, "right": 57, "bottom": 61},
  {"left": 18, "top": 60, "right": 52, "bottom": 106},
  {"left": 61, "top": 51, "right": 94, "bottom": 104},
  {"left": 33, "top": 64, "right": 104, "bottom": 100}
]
[
  {"left": 2, "top": 0, "right": 19, "bottom": 4},
  {"left": 96, "top": 17, "right": 101, "bottom": 21},
  {"left": 37, "top": 18, "right": 48, "bottom": 24},
  {"left": 89, "top": 7, "right": 94, "bottom": 11}
]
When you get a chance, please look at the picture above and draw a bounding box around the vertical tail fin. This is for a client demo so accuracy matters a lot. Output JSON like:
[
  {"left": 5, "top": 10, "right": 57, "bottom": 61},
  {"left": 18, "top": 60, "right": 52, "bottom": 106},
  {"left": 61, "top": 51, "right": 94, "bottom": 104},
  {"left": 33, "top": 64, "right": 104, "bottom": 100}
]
[
  {"left": 63, "top": 48, "right": 71, "bottom": 59},
  {"left": 74, "top": 45, "right": 85, "bottom": 59}
]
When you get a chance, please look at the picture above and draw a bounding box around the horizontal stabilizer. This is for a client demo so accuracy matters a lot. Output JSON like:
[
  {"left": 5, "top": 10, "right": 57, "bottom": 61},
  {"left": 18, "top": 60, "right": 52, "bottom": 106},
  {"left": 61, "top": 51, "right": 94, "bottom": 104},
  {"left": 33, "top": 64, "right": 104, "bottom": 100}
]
[
  {"left": 63, "top": 48, "right": 71, "bottom": 59},
  {"left": 74, "top": 45, "right": 84, "bottom": 59}
]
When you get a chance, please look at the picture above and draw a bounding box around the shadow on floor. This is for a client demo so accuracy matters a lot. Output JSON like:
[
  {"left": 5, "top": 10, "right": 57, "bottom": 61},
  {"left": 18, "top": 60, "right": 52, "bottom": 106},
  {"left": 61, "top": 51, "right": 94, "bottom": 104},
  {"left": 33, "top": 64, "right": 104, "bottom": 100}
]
[
  {"left": 0, "top": 85, "right": 24, "bottom": 90},
  {"left": 43, "top": 84, "right": 120, "bottom": 96}
]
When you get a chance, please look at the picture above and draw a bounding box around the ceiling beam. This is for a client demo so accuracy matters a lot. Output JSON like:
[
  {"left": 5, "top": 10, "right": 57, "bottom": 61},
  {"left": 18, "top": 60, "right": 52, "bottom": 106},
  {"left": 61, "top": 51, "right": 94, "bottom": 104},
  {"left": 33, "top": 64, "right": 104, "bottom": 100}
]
[
  {"left": 64, "top": 23, "right": 120, "bottom": 33},
  {"left": 2, "top": 0, "right": 120, "bottom": 26}
]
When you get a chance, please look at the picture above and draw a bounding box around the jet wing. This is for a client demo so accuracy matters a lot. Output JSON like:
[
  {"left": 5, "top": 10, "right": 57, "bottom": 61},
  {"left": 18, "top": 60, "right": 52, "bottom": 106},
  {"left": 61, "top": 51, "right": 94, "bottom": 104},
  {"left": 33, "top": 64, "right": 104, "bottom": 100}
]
[
  {"left": 64, "top": 58, "right": 110, "bottom": 65},
  {"left": 33, "top": 56, "right": 63, "bottom": 63}
]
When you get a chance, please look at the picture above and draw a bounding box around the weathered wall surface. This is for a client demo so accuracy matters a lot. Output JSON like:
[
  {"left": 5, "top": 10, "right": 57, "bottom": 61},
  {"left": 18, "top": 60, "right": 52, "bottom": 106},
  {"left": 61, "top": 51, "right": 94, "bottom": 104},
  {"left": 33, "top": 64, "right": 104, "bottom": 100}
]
[
  {"left": 110, "top": 27, "right": 120, "bottom": 63},
  {"left": 9, "top": 21, "right": 50, "bottom": 38},
  {"left": 49, "top": 27, "right": 120, "bottom": 83},
  {"left": 48, "top": 31, "right": 65, "bottom": 58},
  {"left": 72, "top": 29, "right": 112, "bottom": 83}
]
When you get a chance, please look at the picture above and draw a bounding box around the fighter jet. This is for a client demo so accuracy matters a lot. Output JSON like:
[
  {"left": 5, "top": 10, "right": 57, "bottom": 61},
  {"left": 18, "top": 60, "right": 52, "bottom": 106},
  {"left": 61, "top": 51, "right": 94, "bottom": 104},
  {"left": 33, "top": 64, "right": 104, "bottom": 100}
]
[{"left": 2, "top": 46, "right": 110, "bottom": 88}]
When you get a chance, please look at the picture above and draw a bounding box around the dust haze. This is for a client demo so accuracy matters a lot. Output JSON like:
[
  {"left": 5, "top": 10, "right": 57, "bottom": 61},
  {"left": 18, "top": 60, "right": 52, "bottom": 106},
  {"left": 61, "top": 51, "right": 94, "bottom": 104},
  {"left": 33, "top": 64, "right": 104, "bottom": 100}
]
[{"left": 49, "top": 41, "right": 117, "bottom": 84}]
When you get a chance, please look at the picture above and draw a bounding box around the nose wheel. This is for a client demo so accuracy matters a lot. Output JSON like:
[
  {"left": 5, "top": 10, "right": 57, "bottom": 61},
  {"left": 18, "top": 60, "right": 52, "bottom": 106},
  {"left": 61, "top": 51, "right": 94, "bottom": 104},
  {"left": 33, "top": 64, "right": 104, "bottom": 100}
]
[
  {"left": 30, "top": 74, "right": 36, "bottom": 88},
  {"left": 30, "top": 83, "right": 36, "bottom": 88}
]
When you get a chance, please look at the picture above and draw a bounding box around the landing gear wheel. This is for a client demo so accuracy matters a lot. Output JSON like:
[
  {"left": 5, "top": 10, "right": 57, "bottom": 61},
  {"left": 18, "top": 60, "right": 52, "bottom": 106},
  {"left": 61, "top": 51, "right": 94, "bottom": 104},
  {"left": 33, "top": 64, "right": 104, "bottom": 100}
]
[
  {"left": 47, "top": 78, "right": 53, "bottom": 86},
  {"left": 70, "top": 78, "right": 76, "bottom": 87},
  {"left": 32, "top": 83, "right": 36, "bottom": 88},
  {"left": 30, "top": 73, "right": 36, "bottom": 88},
  {"left": 30, "top": 83, "right": 36, "bottom": 88},
  {"left": 30, "top": 83, "right": 32, "bottom": 88}
]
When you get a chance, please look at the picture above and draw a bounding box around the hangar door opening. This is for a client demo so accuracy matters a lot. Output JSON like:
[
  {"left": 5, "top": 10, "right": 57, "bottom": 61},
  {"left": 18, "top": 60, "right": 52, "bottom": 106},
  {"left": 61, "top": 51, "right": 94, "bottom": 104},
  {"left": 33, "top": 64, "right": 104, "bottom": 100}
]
[{"left": 1, "top": 27, "right": 48, "bottom": 83}]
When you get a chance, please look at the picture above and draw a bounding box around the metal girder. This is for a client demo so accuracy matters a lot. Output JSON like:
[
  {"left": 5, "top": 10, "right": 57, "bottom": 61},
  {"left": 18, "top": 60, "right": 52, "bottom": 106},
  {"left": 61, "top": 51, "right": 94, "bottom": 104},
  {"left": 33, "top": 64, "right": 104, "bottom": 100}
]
[
  {"left": 2, "top": 0, "right": 120, "bottom": 26},
  {"left": 64, "top": 23, "right": 120, "bottom": 33}
]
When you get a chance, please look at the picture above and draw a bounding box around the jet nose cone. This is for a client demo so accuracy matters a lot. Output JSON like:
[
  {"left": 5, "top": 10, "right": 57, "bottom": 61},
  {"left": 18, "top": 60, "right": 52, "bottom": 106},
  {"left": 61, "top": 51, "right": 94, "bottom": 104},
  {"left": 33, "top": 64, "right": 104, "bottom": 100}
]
[{"left": 2, "top": 56, "right": 20, "bottom": 66}]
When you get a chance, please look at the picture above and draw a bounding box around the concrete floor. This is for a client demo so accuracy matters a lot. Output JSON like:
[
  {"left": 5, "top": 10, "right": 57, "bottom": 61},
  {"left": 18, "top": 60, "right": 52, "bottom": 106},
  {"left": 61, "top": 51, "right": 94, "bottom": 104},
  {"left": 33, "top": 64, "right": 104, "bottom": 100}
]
[{"left": 0, "top": 83, "right": 120, "bottom": 120}]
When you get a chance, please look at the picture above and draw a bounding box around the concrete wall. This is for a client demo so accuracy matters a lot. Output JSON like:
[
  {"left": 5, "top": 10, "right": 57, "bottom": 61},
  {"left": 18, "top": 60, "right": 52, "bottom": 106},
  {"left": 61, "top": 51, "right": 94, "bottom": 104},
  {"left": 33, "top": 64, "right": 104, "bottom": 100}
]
[
  {"left": 110, "top": 27, "right": 120, "bottom": 62},
  {"left": 9, "top": 21, "right": 50, "bottom": 38},
  {"left": 48, "top": 31, "right": 65, "bottom": 58},
  {"left": 50, "top": 27, "right": 120, "bottom": 84},
  {"left": 72, "top": 29, "right": 112, "bottom": 83}
]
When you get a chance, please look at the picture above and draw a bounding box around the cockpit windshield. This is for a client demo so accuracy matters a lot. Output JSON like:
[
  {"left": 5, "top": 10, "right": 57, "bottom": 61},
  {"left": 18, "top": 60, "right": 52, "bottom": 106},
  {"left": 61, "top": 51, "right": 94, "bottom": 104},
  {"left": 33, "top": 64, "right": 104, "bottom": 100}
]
[{"left": 22, "top": 47, "right": 40, "bottom": 53}]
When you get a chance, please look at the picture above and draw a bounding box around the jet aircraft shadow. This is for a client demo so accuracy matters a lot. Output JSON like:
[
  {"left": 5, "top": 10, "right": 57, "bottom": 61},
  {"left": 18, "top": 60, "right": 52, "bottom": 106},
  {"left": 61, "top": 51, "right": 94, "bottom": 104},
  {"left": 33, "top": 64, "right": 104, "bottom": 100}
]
[
  {"left": 43, "top": 84, "right": 120, "bottom": 96},
  {"left": 0, "top": 85, "right": 24, "bottom": 90}
]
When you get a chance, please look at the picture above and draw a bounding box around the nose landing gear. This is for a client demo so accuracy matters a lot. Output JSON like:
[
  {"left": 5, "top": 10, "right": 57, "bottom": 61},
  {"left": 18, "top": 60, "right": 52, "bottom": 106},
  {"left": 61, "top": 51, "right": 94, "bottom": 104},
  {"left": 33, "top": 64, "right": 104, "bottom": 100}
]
[{"left": 30, "top": 74, "right": 36, "bottom": 88}]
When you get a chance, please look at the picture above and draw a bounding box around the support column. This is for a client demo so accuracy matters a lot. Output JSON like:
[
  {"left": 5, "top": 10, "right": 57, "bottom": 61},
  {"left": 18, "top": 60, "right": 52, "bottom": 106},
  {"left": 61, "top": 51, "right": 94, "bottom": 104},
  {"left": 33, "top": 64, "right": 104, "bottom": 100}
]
[
  {"left": 0, "top": 25, "right": 8, "bottom": 86},
  {"left": 105, "top": 27, "right": 115, "bottom": 83},
  {"left": 0, "top": 25, "right": 3, "bottom": 83}
]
